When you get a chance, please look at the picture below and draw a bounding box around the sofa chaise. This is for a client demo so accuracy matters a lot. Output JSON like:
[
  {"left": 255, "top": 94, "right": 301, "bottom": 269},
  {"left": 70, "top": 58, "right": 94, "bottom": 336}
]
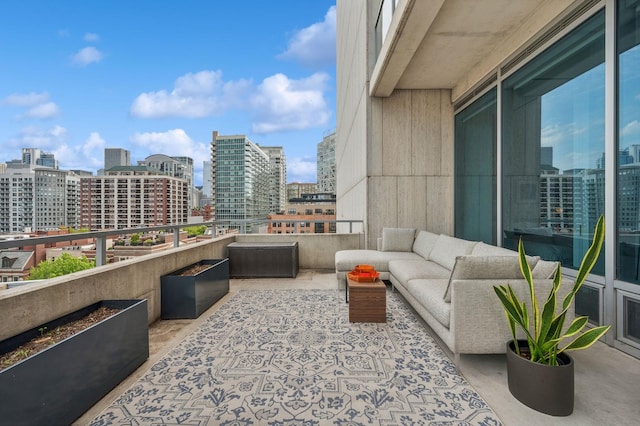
[{"left": 335, "top": 228, "right": 575, "bottom": 361}]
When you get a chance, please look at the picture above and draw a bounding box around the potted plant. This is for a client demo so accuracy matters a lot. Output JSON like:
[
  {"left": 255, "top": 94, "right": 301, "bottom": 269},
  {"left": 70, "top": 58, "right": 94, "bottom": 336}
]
[
  {"left": 161, "top": 258, "right": 229, "bottom": 319},
  {"left": 494, "top": 215, "right": 610, "bottom": 416}
]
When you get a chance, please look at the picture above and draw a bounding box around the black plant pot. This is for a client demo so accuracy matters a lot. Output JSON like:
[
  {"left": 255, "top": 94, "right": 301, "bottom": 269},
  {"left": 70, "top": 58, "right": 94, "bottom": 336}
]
[
  {"left": 506, "top": 340, "right": 574, "bottom": 416},
  {"left": 0, "top": 299, "right": 149, "bottom": 426},
  {"left": 161, "top": 258, "right": 229, "bottom": 319}
]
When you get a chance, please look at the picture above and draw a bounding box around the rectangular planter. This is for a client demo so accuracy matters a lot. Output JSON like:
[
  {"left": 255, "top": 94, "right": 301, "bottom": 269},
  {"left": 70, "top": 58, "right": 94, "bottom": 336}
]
[
  {"left": 227, "top": 242, "right": 299, "bottom": 278},
  {"left": 0, "top": 299, "right": 149, "bottom": 426},
  {"left": 161, "top": 258, "right": 229, "bottom": 319}
]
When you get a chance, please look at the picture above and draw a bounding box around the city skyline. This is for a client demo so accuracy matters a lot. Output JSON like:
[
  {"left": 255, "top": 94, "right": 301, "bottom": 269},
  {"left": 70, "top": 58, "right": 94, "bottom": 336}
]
[{"left": 0, "top": 1, "right": 336, "bottom": 186}]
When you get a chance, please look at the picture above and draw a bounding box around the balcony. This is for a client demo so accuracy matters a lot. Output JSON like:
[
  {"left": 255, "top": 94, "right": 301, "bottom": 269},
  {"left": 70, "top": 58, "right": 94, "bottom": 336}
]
[{"left": 0, "top": 231, "right": 638, "bottom": 425}]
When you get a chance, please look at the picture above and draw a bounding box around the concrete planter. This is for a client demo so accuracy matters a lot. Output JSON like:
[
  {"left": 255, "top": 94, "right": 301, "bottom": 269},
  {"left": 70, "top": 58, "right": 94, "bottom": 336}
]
[
  {"left": 161, "top": 258, "right": 229, "bottom": 319},
  {"left": 0, "top": 299, "right": 149, "bottom": 426},
  {"left": 506, "top": 340, "right": 574, "bottom": 416}
]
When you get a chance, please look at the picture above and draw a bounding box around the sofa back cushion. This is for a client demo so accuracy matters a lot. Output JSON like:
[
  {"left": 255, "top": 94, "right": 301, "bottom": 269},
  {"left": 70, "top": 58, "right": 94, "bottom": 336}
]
[
  {"left": 381, "top": 227, "right": 416, "bottom": 252},
  {"left": 532, "top": 259, "right": 559, "bottom": 279},
  {"left": 428, "top": 234, "right": 477, "bottom": 270},
  {"left": 412, "top": 230, "right": 439, "bottom": 259},
  {"left": 471, "top": 241, "right": 516, "bottom": 257},
  {"left": 443, "top": 255, "right": 540, "bottom": 302}
]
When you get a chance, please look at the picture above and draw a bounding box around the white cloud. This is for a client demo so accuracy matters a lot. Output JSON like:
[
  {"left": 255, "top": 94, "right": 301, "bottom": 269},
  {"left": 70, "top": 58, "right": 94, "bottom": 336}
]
[
  {"left": 130, "top": 70, "right": 252, "bottom": 118},
  {"left": 250, "top": 73, "right": 331, "bottom": 133},
  {"left": 278, "top": 6, "right": 336, "bottom": 68},
  {"left": 53, "top": 132, "right": 105, "bottom": 169},
  {"left": 84, "top": 33, "right": 100, "bottom": 42},
  {"left": 16, "top": 125, "right": 68, "bottom": 149},
  {"left": 3, "top": 92, "right": 50, "bottom": 107},
  {"left": 621, "top": 120, "right": 640, "bottom": 137},
  {"left": 24, "top": 102, "right": 60, "bottom": 119},
  {"left": 130, "top": 129, "right": 210, "bottom": 166},
  {"left": 71, "top": 46, "right": 104, "bottom": 66},
  {"left": 541, "top": 123, "right": 586, "bottom": 147},
  {"left": 287, "top": 157, "right": 317, "bottom": 183}
]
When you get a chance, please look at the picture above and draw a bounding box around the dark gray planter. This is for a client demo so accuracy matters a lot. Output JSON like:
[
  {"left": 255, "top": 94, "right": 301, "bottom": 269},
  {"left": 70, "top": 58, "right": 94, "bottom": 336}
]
[
  {"left": 161, "top": 258, "right": 229, "bottom": 319},
  {"left": 506, "top": 340, "right": 574, "bottom": 416},
  {"left": 0, "top": 299, "right": 149, "bottom": 426}
]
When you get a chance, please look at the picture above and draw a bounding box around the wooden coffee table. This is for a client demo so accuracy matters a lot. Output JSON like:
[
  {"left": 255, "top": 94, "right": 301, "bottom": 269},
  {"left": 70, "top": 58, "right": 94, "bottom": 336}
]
[{"left": 347, "top": 278, "right": 386, "bottom": 323}]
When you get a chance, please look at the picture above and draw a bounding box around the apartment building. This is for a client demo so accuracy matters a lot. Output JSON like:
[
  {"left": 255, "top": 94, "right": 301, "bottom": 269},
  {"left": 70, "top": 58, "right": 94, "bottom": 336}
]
[
  {"left": 317, "top": 131, "right": 336, "bottom": 194},
  {"left": 79, "top": 166, "right": 188, "bottom": 230},
  {"left": 259, "top": 146, "right": 287, "bottom": 214}
]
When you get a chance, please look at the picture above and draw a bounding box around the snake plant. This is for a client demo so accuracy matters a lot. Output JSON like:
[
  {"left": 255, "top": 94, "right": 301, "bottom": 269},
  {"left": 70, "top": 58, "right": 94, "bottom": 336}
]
[{"left": 494, "top": 215, "right": 611, "bottom": 365}]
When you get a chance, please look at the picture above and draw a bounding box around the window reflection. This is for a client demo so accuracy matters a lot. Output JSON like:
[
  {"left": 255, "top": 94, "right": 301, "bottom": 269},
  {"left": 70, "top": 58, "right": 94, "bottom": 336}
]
[{"left": 502, "top": 11, "right": 605, "bottom": 273}]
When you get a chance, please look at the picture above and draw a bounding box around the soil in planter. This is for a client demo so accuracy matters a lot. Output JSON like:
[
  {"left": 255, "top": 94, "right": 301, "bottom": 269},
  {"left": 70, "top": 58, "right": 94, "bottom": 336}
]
[
  {"left": 176, "top": 263, "right": 211, "bottom": 276},
  {"left": 0, "top": 306, "right": 120, "bottom": 371}
]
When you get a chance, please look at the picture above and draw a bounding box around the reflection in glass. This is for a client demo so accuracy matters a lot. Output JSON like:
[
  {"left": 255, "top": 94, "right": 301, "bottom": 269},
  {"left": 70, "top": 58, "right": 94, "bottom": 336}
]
[
  {"left": 454, "top": 89, "right": 497, "bottom": 244},
  {"left": 617, "top": 0, "right": 640, "bottom": 285},
  {"left": 501, "top": 11, "right": 605, "bottom": 274}
]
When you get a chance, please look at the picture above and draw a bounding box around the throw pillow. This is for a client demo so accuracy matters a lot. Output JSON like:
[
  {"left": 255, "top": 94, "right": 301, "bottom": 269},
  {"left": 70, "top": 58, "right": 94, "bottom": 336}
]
[
  {"left": 442, "top": 255, "right": 540, "bottom": 302},
  {"left": 381, "top": 227, "right": 416, "bottom": 252}
]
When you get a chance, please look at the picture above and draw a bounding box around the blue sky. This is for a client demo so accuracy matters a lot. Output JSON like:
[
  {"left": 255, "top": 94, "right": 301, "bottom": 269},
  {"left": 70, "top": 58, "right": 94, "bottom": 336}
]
[{"left": 0, "top": 1, "right": 336, "bottom": 186}]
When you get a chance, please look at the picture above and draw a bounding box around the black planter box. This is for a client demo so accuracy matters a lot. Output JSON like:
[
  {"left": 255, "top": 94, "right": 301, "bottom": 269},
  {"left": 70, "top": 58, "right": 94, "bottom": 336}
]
[
  {"left": 161, "top": 258, "right": 229, "bottom": 319},
  {"left": 0, "top": 299, "right": 149, "bottom": 426}
]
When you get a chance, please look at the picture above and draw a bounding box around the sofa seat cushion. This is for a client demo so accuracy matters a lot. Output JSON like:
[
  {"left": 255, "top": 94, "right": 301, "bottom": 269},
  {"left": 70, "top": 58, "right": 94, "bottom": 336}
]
[
  {"left": 389, "top": 259, "right": 450, "bottom": 284},
  {"left": 335, "top": 249, "right": 422, "bottom": 273},
  {"left": 405, "top": 279, "right": 451, "bottom": 328},
  {"left": 428, "top": 234, "right": 478, "bottom": 270}
]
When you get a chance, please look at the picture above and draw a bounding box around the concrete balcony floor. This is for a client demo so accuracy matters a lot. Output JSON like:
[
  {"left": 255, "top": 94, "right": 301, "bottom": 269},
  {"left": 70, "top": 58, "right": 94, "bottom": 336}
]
[{"left": 75, "top": 270, "right": 640, "bottom": 425}]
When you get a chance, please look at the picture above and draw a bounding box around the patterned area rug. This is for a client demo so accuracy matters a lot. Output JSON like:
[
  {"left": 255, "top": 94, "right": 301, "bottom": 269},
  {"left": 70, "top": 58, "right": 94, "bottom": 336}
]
[{"left": 90, "top": 289, "right": 502, "bottom": 425}]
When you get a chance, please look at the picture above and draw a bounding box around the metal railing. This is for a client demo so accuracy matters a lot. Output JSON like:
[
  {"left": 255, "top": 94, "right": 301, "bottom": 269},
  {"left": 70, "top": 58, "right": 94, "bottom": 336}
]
[{"left": 0, "top": 219, "right": 364, "bottom": 267}]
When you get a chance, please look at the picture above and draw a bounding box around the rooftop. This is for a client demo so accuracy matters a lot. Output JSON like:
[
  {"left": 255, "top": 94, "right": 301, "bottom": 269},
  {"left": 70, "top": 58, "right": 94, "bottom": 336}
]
[{"left": 72, "top": 270, "right": 639, "bottom": 426}]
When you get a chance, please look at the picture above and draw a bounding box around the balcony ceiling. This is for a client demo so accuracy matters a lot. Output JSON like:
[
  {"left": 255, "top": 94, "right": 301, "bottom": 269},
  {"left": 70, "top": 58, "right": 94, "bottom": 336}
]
[{"left": 371, "top": 0, "right": 553, "bottom": 96}]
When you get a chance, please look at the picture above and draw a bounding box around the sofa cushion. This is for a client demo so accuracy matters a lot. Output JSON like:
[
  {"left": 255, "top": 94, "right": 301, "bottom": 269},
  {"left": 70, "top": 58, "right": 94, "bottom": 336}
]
[
  {"left": 471, "top": 242, "right": 516, "bottom": 257},
  {"left": 443, "top": 255, "right": 540, "bottom": 302},
  {"left": 412, "top": 230, "right": 439, "bottom": 260},
  {"left": 335, "top": 249, "right": 422, "bottom": 273},
  {"left": 428, "top": 234, "right": 478, "bottom": 270},
  {"left": 406, "top": 279, "right": 451, "bottom": 328},
  {"left": 381, "top": 227, "right": 416, "bottom": 252},
  {"left": 532, "top": 259, "right": 559, "bottom": 279},
  {"left": 389, "top": 259, "right": 450, "bottom": 284}
]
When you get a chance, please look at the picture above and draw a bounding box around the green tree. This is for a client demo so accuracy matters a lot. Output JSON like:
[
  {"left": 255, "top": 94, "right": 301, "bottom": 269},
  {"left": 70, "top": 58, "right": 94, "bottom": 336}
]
[
  {"left": 184, "top": 225, "right": 207, "bottom": 237},
  {"left": 28, "top": 253, "right": 95, "bottom": 279}
]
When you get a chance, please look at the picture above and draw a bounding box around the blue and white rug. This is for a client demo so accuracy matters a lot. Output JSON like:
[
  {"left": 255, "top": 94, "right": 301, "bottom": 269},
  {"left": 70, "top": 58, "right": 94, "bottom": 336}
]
[{"left": 90, "top": 289, "right": 501, "bottom": 425}]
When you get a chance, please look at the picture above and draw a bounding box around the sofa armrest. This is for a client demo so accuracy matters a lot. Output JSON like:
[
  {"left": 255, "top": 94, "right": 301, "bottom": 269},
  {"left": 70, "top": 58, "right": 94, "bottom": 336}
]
[{"left": 450, "top": 278, "right": 574, "bottom": 354}]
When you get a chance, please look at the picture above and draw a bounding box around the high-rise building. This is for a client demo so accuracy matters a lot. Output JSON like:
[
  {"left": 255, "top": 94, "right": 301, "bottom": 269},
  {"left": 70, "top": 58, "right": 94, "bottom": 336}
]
[
  {"left": 210, "top": 131, "right": 272, "bottom": 233},
  {"left": 0, "top": 166, "right": 80, "bottom": 233},
  {"left": 36, "top": 152, "right": 59, "bottom": 169},
  {"left": 104, "top": 148, "right": 131, "bottom": 171},
  {"left": 139, "top": 154, "right": 195, "bottom": 208},
  {"left": 202, "top": 161, "right": 213, "bottom": 198},
  {"left": 259, "top": 146, "right": 287, "bottom": 214},
  {"left": 317, "top": 131, "right": 336, "bottom": 194},
  {"left": 287, "top": 182, "right": 317, "bottom": 201},
  {"left": 22, "top": 148, "right": 41, "bottom": 166},
  {"left": 80, "top": 166, "right": 188, "bottom": 230}
]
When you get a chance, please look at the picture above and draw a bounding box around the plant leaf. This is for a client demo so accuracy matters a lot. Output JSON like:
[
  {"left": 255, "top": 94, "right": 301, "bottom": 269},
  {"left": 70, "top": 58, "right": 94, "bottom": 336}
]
[{"left": 561, "top": 325, "right": 611, "bottom": 352}]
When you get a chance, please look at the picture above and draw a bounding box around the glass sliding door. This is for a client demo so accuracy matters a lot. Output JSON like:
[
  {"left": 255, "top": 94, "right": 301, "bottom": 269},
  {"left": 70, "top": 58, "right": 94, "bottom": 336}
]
[
  {"left": 454, "top": 89, "right": 497, "bottom": 244},
  {"left": 617, "top": 0, "right": 640, "bottom": 346},
  {"left": 501, "top": 11, "right": 606, "bottom": 275}
]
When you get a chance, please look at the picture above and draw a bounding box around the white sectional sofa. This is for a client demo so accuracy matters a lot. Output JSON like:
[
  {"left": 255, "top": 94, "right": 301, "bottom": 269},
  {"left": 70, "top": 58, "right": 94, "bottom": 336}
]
[{"left": 335, "top": 228, "right": 574, "bottom": 359}]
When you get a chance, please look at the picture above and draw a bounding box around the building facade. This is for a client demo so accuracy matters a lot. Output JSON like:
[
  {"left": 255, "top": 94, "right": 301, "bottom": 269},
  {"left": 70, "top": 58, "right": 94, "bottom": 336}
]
[
  {"left": 259, "top": 146, "right": 287, "bottom": 214},
  {"left": 139, "top": 154, "right": 195, "bottom": 208},
  {"left": 317, "top": 131, "right": 336, "bottom": 194},
  {"left": 104, "top": 148, "right": 131, "bottom": 171},
  {"left": 286, "top": 182, "right": 317, "bottom": 201},
  {"left": 80, "top": 166, "right": 188, "bottom": 230},
  {"left": 268, "top": 193, "right": 336, "bottom": 234},
  {"left": 0, "top": 166, "right": 80, "bottom": 233},
  {"left": 210, "top": 131, "right": 272, "bottom": 233},
  {"left": 336, "top": 0, "right": 640, "bottom": 358}
]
